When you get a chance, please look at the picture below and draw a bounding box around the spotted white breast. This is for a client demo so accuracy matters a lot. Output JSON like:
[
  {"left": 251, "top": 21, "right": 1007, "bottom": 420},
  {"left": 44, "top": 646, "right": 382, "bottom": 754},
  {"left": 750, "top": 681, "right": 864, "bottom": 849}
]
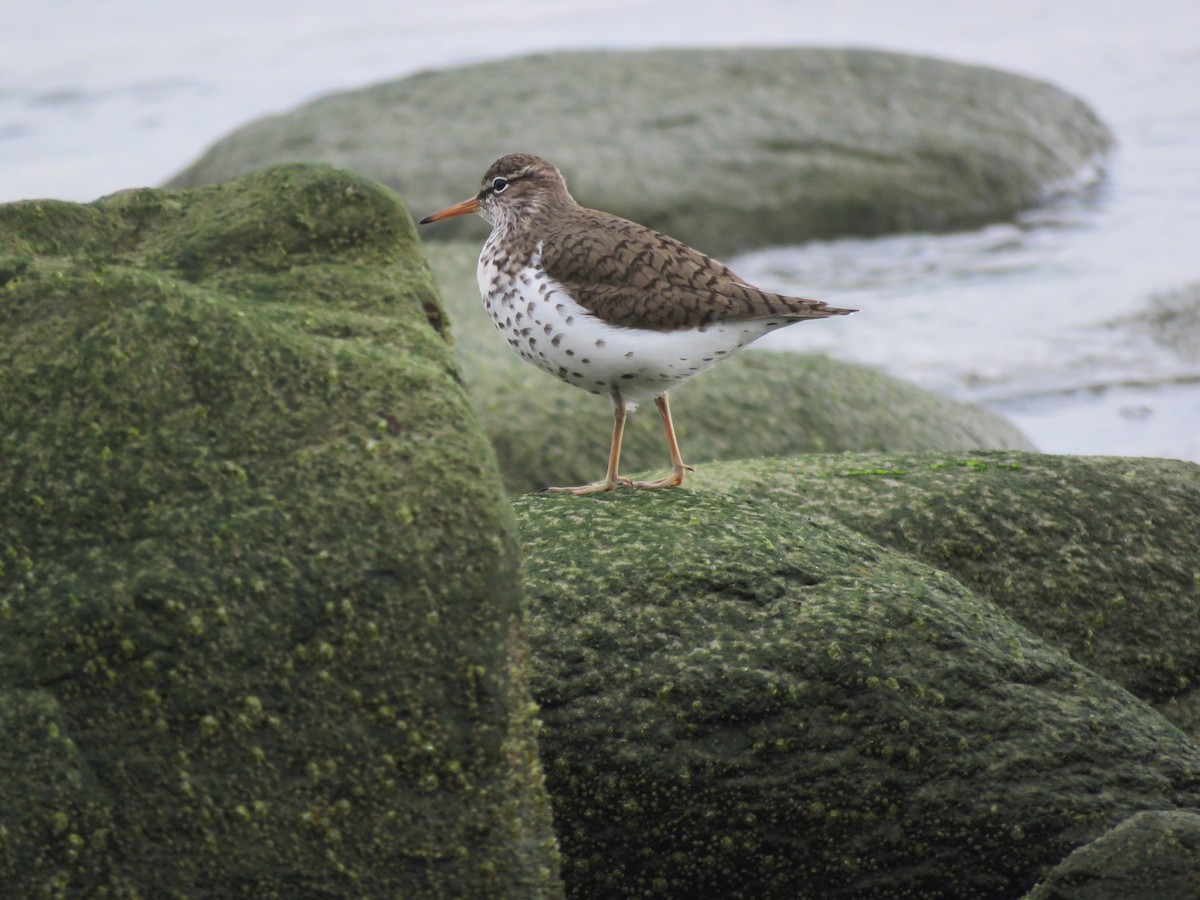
[{"left": 477, "top": 238, "right": 789, "bottom": 407}]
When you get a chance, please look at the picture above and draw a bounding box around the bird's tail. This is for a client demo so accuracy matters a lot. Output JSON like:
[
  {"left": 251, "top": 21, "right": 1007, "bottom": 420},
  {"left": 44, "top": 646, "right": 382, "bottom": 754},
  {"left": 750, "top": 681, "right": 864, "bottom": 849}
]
[{"left": 776, "top": 294, "right": 858, "bottom": 319}]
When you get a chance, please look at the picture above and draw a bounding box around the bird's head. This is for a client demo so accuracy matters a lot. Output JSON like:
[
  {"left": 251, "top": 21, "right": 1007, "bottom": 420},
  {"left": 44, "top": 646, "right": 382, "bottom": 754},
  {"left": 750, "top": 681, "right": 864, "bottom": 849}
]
[{"left": 419, "top": 153, "right": 571, "bottom": 229}]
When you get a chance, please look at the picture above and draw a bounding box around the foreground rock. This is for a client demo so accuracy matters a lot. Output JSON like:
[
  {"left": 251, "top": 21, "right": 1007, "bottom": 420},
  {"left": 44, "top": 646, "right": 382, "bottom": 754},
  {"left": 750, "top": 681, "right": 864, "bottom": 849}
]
[
  {"left": 0, "top": 165, "right": 561, "bottom": 896},
  {"left": 168, "top": 47, "right": 1112, "bottom": 256},
  {"left": 427, "top": 242, "right": 1035, "bottom": 494},
  {"left": 694, "top": 452, "right": 1200, "bottom": 736},
  {"left": 514, "top": 461, "right": 1200, "bottom": 898},
  {"left": 1025, "top": 810, "right": 1200, "bottom": 900}
]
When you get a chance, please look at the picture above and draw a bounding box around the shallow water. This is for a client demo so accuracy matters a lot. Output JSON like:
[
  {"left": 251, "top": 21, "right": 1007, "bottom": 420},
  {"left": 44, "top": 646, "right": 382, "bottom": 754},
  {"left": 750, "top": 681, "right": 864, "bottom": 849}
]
[
  {"left": 740, "top": 188, "right": 1200, "bottom": 461},
  {"left": 4, "top": 0, "right": 1199, "bottom": 460}
]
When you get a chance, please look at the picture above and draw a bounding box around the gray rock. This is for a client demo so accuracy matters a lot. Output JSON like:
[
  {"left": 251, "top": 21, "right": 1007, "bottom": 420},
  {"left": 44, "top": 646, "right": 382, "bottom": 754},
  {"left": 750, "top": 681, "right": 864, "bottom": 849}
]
[
  {"left": 168, "top": 48, "right": 1112, "bottom": 256},
  {"left": 426, "top": 241, "right": 1035, "bottom": 494},
  {"left": 1025, "top": 810, "right": 1200, "bottom": 900},
  {"left": 514, "top": 482, "right": 1200, "bottom": 898},
  {"left": 693, "top": 452, "right": 1200, "bottom": 737},
  {"left": 0, "top": 165, "right": 562, "bottom": 897}
]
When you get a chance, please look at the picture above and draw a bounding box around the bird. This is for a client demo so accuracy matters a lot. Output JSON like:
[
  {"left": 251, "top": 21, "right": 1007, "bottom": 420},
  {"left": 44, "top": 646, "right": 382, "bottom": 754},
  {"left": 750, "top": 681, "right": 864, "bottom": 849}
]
[{"left": 419, "top": 153, "right": 855, "bottom": 495}]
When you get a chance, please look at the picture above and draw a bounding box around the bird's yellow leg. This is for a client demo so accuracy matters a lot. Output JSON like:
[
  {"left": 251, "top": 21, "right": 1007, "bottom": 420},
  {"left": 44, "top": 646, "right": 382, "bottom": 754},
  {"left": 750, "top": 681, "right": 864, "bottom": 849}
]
[
  {"left": 631, "top": 393, "right": 694, "bottom": 490},
  {"left": 544, "top": 389, "right": 634, "bottom": 495}
]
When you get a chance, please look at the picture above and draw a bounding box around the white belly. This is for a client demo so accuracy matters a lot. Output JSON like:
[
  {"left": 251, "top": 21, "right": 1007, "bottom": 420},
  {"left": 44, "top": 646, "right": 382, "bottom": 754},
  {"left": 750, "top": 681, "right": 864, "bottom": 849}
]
[{"left": 477, "top": 239, "right": 786, "bottom": 406}]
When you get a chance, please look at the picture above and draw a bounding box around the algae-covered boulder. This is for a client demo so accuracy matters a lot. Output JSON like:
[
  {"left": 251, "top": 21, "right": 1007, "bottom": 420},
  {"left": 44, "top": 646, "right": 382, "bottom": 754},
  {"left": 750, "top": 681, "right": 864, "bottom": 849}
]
[
  {"left": 0, "top": 165, "right": 561, "bottom": 896},
  {"left": 514, "top": 481, "right": 1200, "bottom": 898},
  {"left": 425, "top": 241, "right": 1035, "bottom": 494},
  {"left": 168, "top": 47, "right": 1112, "bottom": 256},
  {"left": 1025, "top": 810, "right": 1200, "bottom": 900},
  {"left": 693, "top": 452, "right": 1200, "bottom": 734}
]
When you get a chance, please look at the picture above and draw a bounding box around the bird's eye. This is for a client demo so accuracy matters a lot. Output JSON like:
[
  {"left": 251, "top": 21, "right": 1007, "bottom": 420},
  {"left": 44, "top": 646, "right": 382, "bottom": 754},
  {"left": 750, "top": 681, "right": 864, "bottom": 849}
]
[{"left": 491, "top": 176, "right": 509, "bottom": 193}]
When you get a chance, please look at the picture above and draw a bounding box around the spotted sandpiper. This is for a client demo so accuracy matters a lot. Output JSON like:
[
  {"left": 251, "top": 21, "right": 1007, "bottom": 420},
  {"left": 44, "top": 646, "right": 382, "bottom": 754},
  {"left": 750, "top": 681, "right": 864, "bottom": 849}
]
[{"left": 420, "top": 153, "right": 855, "bottom": 495}]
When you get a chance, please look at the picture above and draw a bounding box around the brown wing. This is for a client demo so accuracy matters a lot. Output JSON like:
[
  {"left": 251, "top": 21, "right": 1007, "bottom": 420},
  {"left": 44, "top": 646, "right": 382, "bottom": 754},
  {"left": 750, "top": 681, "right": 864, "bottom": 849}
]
[{"left": 537, "top": 208, "right": 854, "bottom": 331}]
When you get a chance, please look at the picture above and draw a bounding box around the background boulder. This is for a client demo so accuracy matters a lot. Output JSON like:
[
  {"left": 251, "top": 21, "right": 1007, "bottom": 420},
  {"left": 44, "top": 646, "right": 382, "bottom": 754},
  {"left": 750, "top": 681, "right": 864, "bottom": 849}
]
[{"left": 168, "top": 47, "right": 1112, "bottom": 256}]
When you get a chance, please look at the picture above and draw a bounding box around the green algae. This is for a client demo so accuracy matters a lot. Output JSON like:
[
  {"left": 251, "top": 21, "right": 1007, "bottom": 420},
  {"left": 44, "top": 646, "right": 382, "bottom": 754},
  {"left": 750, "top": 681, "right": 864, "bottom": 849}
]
[
  {"left": 1025, "top": 810, "right": 1200, "bottom": 899},
  {"left": 1, "top": 164, "right": 561, "bottom": 897},
  {"left": 694, "top": 451, "right": 1200, "bottom": 732},
  {"left": 513, "top": 486, "right": 1200, "bottom": 898}
]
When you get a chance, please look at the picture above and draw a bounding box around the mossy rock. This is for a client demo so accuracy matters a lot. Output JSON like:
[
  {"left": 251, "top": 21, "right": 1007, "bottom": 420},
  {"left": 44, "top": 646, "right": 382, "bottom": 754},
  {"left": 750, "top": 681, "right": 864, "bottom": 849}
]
[
  {"left": 1025, "top": 810, "right": 1200, "bottom": 900},
  {"left": 514, "top": 483, "right": 1200, "bottom": 898},
  {"left": 692, "top": 452, "right": 1200, "bottom": 735},
  {"left": 168, "top": 47, "right": 1112, "bottom": 256},
  {"left": 424, "top": 241, "right": 1034, "bottom": 494},
  {"left": 0, "top": 165, "right": 561, "bottom": 897}
]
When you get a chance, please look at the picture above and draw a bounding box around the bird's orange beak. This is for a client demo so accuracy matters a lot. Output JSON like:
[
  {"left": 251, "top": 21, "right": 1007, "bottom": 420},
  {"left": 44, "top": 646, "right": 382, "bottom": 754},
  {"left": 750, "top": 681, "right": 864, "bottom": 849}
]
[{"left": 418, "top": 196, "right": 480, "bottom": 224}]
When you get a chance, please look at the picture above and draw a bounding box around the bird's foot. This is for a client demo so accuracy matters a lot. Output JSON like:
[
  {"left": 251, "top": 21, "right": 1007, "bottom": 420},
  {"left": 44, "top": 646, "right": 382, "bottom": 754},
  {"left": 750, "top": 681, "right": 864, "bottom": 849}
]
[
  {"left": 631, "top": 465, "right": 693, "bottom": 490},
  {"left": 543, "top": 476, "right": 634, "bottom": 496}
]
